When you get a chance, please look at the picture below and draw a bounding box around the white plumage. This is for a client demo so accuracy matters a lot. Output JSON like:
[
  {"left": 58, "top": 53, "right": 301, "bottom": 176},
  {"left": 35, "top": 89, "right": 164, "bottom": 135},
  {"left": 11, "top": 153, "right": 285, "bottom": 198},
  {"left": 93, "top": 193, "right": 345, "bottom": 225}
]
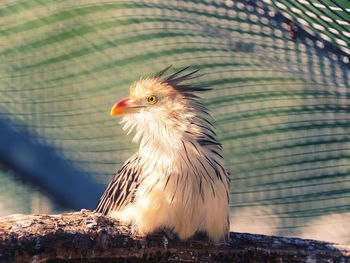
[{"left": 95, "top": 66, "right": 230, "bottom": 242}]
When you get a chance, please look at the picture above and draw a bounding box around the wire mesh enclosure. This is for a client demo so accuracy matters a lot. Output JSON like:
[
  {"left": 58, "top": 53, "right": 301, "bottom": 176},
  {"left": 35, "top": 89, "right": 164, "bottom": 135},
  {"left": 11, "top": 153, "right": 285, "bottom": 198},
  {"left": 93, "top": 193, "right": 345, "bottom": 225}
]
[{"left": 0, "top": 0, "right": 349, "bottom": 243}]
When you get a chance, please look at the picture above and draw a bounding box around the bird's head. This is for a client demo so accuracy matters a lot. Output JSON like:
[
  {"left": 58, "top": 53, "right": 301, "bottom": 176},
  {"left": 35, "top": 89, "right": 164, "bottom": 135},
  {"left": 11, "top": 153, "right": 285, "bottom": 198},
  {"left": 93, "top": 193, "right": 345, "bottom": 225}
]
[
  {"left": 110, "top": 66, "right": 213, "bottom": 153},
  {"left": 110, "top": 76, "right": 179, "bottom": 117},
  {"left": 111, "top": 66, "right": 207, "bottom": 115}
]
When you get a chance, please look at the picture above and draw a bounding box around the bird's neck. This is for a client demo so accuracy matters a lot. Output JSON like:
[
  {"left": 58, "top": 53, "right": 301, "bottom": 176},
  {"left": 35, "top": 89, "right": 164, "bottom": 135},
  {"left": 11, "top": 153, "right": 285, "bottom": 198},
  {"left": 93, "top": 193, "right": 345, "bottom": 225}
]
[
  {"left": 122, "top": 109, "right": 217, "bottom": 169},
  {"left": 138, "top": 115, "right": 190, "bottom": 162}
]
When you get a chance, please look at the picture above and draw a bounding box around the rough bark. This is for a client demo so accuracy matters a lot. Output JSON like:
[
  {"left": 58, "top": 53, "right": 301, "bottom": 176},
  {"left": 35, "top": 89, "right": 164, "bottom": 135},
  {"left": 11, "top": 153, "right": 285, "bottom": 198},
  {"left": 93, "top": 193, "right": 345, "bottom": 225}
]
[{"left": 0, "top": 209, "right": 349, "bottom": 263}]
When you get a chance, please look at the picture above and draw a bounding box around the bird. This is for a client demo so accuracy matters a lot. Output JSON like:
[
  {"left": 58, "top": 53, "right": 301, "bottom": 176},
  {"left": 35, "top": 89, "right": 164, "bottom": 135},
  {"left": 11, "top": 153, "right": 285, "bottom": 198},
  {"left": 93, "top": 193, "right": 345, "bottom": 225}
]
[{"left": 95, "top": 66, "right": 230, "bottom": 243}]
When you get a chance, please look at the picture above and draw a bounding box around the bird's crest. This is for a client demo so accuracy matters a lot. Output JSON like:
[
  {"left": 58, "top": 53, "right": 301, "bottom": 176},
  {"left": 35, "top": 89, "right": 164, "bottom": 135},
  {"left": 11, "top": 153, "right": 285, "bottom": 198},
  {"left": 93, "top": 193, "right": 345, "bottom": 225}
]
[{"left": 154, "top": 65, "right": 211, "bottom": 95}]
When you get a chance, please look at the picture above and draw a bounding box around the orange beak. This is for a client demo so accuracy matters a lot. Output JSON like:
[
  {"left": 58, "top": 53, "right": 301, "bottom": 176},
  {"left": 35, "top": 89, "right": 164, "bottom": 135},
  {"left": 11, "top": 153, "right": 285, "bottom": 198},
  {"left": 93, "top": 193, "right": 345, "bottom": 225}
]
[{"left": 111, "top": 97, "right": 141, "bottom": 115}]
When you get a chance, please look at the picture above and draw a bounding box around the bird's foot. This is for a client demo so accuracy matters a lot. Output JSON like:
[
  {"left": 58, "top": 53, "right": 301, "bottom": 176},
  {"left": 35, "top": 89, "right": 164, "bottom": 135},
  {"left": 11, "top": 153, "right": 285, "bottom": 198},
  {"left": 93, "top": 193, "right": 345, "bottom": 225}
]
[
  {"left": 161, "top": 228, "right": 178, "bottom": 249},
  {"left": 162, "top": 235, "right": 169, "bottom": 249},
  {"left": 191, "top": 231, "right": 211, "bottom": 243},
  {"left": 215, "top": 237, "right": 233, "bottom": 246},
  {"left": 162, "top": 227, "right": 177, "bottom": 241}
]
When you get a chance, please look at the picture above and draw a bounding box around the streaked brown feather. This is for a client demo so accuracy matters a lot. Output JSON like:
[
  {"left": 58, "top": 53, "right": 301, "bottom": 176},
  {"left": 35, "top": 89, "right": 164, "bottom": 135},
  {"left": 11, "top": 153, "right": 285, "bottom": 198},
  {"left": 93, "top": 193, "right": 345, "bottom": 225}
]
[{"left": 95, "top": 154, "right": 143, "bottom": 215}]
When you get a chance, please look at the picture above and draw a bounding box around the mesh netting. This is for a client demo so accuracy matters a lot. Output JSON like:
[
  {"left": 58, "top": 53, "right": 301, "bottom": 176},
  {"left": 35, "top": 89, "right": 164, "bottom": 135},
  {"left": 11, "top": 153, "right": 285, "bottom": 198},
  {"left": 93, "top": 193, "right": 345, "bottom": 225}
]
[
  {"left": 266, "top": 0, "right": 350, "bottom": 55},
  {"left": 0, "top": 0, "right": 349, "bottom": 242},
  {"left": 0, "top": 164, "right": 65, "bottom": 217}
]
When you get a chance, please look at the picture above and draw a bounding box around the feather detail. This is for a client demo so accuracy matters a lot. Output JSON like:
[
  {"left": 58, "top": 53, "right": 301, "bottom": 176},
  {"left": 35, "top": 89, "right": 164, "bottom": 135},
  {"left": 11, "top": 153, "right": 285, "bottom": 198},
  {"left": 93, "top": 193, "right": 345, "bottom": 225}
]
[
  {"left": 95, "top": 154, "right": 143, "bottom": 215},
  {"left": 155, "top": 65, "right": 210, "bottom": 94},
  {"left": 154, "top": 64, "right": 173, "bottom": 79}
]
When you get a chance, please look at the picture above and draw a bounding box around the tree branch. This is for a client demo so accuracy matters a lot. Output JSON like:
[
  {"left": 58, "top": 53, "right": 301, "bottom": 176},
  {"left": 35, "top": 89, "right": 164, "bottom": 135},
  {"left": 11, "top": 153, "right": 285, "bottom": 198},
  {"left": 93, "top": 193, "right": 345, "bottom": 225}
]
[{"left": 0, "top": 209, "right": 349, "bottom": 262}]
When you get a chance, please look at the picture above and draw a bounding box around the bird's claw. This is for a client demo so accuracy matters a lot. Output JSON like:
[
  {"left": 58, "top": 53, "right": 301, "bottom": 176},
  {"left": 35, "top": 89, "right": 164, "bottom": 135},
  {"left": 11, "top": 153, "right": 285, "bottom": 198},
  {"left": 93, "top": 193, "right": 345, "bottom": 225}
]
[
  {"left": 162, "top": 235, "right": 169, "bottom": 249},
  {"left": 162, "top": 228, "right": 177, "bottom": 241}
]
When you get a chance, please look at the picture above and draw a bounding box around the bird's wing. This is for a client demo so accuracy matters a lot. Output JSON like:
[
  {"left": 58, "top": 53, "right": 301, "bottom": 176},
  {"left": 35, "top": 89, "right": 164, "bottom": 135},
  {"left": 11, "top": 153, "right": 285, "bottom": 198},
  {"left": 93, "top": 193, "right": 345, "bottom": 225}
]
[{"left": 95, "top": 154, "right": 143, "bottom": 215}]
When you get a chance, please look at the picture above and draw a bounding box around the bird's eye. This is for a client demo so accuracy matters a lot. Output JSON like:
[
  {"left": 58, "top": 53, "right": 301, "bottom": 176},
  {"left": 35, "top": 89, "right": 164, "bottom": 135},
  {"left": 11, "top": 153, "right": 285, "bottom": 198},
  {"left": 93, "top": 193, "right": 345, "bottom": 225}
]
[{"left": 147, "top": 95, "right": 157, "bottom": 104}]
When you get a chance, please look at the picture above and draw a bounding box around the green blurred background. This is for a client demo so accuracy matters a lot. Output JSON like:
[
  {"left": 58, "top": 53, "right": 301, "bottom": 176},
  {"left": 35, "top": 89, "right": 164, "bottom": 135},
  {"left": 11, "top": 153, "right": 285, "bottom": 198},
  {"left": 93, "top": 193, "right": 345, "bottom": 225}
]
[{"left": 0, "top": 0, "right": 349, "bottom": 243}]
